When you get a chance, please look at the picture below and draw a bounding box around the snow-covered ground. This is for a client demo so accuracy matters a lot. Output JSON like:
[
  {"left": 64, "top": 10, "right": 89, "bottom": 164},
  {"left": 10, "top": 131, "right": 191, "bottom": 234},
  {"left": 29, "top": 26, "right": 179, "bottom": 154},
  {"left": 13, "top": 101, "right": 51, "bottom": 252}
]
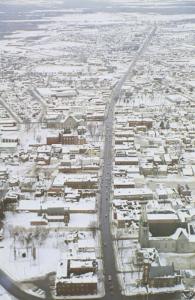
[{"left": 0, "top": 230, "right": 100, "bottom": 282}]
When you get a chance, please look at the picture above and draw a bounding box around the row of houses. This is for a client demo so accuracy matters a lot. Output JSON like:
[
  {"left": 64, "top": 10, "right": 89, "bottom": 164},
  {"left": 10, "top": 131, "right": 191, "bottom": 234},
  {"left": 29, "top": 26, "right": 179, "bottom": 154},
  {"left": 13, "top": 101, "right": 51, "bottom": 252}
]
[{"left": 111, "top": 99, "right": 195, "bottom": 294}]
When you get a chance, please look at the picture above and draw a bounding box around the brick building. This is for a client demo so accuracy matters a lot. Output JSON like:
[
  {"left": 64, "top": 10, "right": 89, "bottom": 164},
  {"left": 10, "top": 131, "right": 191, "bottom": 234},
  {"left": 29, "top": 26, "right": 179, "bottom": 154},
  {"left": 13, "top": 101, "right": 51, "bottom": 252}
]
[{"left": 55, "top": 259, "right": 98, "bottom": 296}]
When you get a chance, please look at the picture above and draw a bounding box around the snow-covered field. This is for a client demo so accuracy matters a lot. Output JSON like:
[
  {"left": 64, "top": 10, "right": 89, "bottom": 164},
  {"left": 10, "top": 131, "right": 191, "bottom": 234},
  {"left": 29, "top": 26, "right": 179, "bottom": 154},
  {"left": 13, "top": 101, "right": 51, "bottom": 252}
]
[{"left": 0, "top": 240, "right": 60, "bottom": 281}]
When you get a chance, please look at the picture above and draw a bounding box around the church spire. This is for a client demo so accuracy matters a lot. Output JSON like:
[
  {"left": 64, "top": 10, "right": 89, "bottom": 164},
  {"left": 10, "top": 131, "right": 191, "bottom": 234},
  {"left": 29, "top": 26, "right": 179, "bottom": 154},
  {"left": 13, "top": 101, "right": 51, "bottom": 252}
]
[{"left": 139, "top": 203, "right": 149, "bottom": 248}]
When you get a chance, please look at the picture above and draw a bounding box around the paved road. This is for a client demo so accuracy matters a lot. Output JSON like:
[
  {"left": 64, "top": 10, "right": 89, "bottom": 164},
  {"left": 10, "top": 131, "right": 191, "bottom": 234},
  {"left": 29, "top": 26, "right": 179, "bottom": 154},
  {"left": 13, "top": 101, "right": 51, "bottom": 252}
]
[
  {"left": 99, "top": 26, "right": 157, "bottom": 300},
  {"left": 28, "top": 86, "right": 47, "bottom": 122},
  {"left": 0, "top": 95, "right": 22, "bottom": 123},
  {"left": 0, "top": 27, "right": 157, "bottom": 300},
  {"left": 0, "top": 269, "right": 45, "bottom": 300}
]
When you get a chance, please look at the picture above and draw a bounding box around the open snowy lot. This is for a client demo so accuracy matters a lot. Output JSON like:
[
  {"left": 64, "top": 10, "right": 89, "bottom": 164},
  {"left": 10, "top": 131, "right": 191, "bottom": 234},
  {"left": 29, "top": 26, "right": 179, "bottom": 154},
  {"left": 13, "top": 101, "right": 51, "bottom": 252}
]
[{"left": 0, "top": 229, "right": 100, "bottom": 282}]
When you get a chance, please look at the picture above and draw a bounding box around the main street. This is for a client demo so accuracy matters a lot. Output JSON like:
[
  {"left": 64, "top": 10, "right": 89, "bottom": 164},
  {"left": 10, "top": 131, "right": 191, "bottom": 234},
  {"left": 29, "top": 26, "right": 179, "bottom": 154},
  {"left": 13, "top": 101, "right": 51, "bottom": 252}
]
[
  {"left": 0, "top": 26, "right": 156, "bottom": 300},
  {"left": 99, "top": 25, "right": 157, "bottom": 300}
]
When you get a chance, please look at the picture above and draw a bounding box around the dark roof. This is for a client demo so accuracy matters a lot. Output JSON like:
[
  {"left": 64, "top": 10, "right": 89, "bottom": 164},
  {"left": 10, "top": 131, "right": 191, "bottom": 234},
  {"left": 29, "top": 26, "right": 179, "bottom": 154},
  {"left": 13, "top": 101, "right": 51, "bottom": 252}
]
[{"left": 149, "top": 265, "right": 174, "bottom": 278}]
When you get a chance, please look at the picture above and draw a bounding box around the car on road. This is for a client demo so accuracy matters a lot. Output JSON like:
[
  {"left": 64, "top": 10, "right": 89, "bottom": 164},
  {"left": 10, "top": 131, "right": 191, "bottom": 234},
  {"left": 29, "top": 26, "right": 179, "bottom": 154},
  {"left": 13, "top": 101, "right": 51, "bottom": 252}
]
[{"left": 108, "top": 275, "right": 112, "bottom": 281}]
